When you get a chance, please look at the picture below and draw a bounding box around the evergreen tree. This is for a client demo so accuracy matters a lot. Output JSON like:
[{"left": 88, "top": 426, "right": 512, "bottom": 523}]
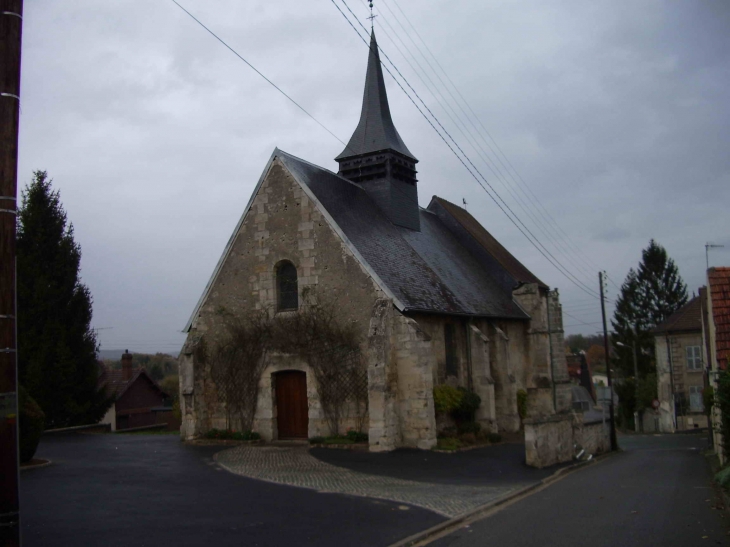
[
  {"left": 636, "top": 239, "right": 688, "bottom": 326},
  {"left": 611, "top": 240, "right": 688, "bottom": 380},
  {"left": 17, "top": 171, "right": 113, "bottom": 428}
]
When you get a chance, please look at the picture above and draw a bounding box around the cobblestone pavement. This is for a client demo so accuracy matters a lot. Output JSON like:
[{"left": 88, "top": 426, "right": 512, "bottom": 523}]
[{"left": 215, "top": 445, "right": 525, "bottom": 517}]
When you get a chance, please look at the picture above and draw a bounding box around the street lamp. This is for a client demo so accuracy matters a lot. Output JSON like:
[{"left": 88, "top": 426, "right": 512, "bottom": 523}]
[{"left": 616, "top": 336, "right": 640, "bottom": 432}]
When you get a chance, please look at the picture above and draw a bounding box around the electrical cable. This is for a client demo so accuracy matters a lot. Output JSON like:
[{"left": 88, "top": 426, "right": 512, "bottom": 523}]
[{"left": 334, "top": 0, "right": 601, "bottom": 299}]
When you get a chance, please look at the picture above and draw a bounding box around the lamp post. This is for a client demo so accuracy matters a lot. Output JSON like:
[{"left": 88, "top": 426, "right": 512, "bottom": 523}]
[{"left": 616, "top": 333, "right": 640, "bottom": 432}]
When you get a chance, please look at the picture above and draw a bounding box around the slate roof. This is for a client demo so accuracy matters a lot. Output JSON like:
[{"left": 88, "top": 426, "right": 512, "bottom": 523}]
[
  {"left": 98, "top": 368, "right": 168, "bottom": 400},
  {"left": 334, "top": 30, "right": 416, "bottom": 162},
  {"left": 652, "top": 296, "right": 702, "bottom": 334},
  {"left": 428, "top": 197, "right": 548, "bottom": 290},
  {"left": 278, "top": 151, "right": 528, "bottom": 319},
  {"left": 708, "top": 267, "right": 730, "bottom": 370}
]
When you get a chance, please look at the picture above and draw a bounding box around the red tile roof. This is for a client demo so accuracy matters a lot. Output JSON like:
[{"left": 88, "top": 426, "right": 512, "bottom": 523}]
[{"left": 709, "top": 267, "right": 730, "bottom": 370}]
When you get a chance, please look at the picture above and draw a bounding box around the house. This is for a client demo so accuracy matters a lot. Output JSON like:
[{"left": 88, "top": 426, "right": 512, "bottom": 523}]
[
  {"left": 179, "top": 30, "right": 590, "bottom": 465},
  {"left": 653, "top": 296, "right": 707, "bottom": 433},
  {"left": 99, "top": 350, "right": 169, "bottom": 431},
  {"left": 704, "top": 268, "right": 730, "bottom": 461}
]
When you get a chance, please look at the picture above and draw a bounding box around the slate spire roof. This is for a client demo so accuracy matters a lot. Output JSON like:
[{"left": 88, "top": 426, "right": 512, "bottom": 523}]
[{"left": 335, "top": 30, "right": 416, "bottom": 162}]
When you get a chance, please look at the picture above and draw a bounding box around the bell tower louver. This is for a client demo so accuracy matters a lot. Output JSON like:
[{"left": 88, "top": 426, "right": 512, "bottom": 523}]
[{"left": 335, "top": 30, "right": 420, "bottom": 231}]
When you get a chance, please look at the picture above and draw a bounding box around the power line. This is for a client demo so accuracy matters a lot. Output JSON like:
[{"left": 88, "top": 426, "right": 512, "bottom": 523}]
[
  {"left": 365, "top": 1, "right": 604, "bottom": 286},
  {"left": 172, "top": 0, "right": 602, "bottom": 300},
  {"left": 377, "top": 0, "right": 607, "bottom": 278},
  {"left": 334, "top": 0, "right": 601, "bottom": 300}
]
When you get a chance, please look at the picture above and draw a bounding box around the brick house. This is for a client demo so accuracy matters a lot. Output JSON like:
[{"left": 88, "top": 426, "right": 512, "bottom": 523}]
[
  {"left": 704, "top": 267, "right": 730, "bottom": 461},
  {"left": 179, "top": 31, "right": 585, "bottom": 463},
  {"left": 653, "top": 296, "right": 708, "bottom": 432},
  {"left": 99, "top": 351, "right": 169, "bottom": 431}
]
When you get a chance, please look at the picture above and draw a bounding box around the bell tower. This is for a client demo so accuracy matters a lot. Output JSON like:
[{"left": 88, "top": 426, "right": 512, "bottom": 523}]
[{"left": 335, "top": 30, "right": 420, "bottom": 231}]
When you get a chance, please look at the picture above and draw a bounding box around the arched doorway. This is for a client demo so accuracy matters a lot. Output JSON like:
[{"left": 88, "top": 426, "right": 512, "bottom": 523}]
[{"left": 275, "top": 370, "right": 308, "bottom": 439}]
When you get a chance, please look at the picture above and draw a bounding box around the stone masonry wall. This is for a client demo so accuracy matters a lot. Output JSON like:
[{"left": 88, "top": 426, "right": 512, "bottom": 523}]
[{"left": 180, "top": 159, "right": 387, "bottom": 440}]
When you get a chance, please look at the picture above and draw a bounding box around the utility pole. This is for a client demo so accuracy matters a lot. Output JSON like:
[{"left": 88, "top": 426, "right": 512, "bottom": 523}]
[
  {"left": 0, "top": 1, "right": 23, "bottom": 545},
  {"left": 600, "top": 271, "right": 618, "bottom": 451}
]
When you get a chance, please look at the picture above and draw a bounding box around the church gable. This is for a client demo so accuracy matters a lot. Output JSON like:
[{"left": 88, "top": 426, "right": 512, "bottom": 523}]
[{"left": 186, "top": 154, "right": 388, "bottom": 335}]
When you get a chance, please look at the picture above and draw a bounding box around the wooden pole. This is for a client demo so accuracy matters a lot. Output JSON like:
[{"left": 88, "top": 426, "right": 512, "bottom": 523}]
[
  {"left": 600, "top": 271, "right": 618, "bottom": 451},
  {"left": 0, "top": 1, "right": 23, "bottom": 545}
]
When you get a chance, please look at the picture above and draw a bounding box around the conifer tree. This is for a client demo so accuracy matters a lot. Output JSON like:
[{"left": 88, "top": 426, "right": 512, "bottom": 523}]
[
  {"left": 611, "top": 240, "right": 688, "bottom": 379},
  {"left": 17, "top": 171, "right": 113, "bottom": 428}
]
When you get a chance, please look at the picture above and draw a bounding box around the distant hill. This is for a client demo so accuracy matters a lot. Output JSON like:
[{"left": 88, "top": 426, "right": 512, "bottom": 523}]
[{"left": 97, "top": 349, "right": 176, "bottom": 361}]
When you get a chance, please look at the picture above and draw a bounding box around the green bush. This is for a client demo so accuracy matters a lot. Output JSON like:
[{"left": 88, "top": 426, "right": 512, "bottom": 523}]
[
  {"left": 716, "top": 466, "right": 730, "bottom": 491},
  {"left": 345, "top": 430, "right": 368, "bottom": 443},
  {"left": 309, "top": 436, "right": 325, "bottom": 444},
  {"left": 323, "top": 436, "right": 354, "bottom": 445},
  {"left": 453, "top": 388, "right": 481, "bottom": 422},
  {"left": 19, "top": 385, "right": 45, "bottom": 463},
  {"left": 433, "top": 384, "right": 463, "bottom": 414},
  {"left": 516, "top": 389, "right": 528, "bottom": 421},
  {"left": 204, "top": 429, "right": 260, "bottom": 441},
  {"left": 435, "top": 437, "right": 461, "bottom": 451},
  {"left": 457, "top": 421, "right": 481, "bottom": 435},
  {"left": 459, "top": 432, "right": 476, "bottom": 445},
  {"left": 716, "top": 368, "right": 730, "bottom": 460}
]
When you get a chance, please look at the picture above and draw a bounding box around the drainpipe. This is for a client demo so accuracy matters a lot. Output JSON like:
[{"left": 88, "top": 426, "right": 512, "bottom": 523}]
[
  {"left": 465, "top": 319, "right": 474, "bottom": 392},
  {"left": 545, "top": 289, "right": 556, "bottom": 411},
  {"left": 666, "top": 335, "right": 677, "bottom": 431}
]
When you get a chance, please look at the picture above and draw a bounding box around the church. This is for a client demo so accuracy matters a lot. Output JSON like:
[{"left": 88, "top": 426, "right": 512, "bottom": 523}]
[{"left": 179, "top": 30, "right": 576, "bottom": 458}]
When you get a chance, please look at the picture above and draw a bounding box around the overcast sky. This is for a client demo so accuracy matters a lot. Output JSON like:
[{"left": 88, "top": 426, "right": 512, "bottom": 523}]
[{"left": 18, "top": 0, "right": 730, "bottom": 354}]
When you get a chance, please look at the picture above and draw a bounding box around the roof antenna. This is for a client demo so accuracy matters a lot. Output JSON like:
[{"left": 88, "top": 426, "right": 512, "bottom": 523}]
[
  {"left": 367, "top": 1, "right": 377, "bottom": 29},
  {"left": 462, "top": 198, "right": 468, "bottom": 211}
]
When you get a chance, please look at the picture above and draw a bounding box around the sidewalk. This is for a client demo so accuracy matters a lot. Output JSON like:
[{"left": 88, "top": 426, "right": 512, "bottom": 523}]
[{"left": 215, "top": 441, "right": 569, "bottom": 518}]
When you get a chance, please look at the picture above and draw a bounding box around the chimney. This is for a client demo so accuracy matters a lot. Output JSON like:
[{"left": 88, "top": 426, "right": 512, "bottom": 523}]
[{"left": 121, "top": 350, "right": 133, "bottom": 381}]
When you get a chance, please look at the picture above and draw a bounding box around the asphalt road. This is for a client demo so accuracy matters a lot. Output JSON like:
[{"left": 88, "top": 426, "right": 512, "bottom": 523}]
[
  {"left": 311, "top": 442, "right": 568, "bottom": 486},
  {"left": 20, "top": 433, "right": 443, "bottom": 547},
  {"left": 431, "top": 434, "right": 729, "bottom": 547}
]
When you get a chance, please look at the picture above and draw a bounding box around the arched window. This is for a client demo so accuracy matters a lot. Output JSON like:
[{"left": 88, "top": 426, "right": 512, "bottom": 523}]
[{"left": 276, "top": 261, "right": 298, "bottom": 311}]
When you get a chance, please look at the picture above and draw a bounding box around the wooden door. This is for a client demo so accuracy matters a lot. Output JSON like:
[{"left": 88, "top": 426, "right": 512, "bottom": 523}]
[{"left": 276, "top": 371, "right": 308, "bottom": 439}]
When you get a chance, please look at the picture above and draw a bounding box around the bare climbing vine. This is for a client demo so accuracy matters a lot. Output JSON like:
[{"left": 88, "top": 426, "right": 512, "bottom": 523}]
[{"left": 205, "top": 289, "right": 368, "bottom": 436}]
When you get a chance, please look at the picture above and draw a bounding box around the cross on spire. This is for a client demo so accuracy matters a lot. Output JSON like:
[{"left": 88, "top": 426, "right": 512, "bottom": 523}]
[{"left": 367, "top": 1, "right": 377, "bottom": 29}]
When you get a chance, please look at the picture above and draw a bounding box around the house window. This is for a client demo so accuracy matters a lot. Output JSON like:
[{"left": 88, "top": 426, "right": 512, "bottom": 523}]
[
  {"left": 276, "top": 261, "right": 298, "bottom": 311},
  {"left": 686, "top": 346, "right": 702, "bottom": 371},
  {"left": 689, "top": 386, "right": 703, "bottom": 413},
  {"left": 444, "top": 324, "right": 458, "bottom": 377}
]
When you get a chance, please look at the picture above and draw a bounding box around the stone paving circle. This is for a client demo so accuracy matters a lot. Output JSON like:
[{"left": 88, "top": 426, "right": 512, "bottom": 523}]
[{"left": 215, "top": 445, "right": 522, "bottom": 517}]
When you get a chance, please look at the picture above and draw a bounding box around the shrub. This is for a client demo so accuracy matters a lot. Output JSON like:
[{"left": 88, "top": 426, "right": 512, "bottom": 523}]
[
  {"left": 346, "top": 430, "right": 368, "bottom": 443},
  {"left": 453, "top": 388, "right": 481, "bottom": 422},
  {"left": 516, "top": 389, "right": 528, "bottom": 421},
  {"left": 435, "top": 437, "right": 461, "bottom": 451},
  {"left": 457, "top": 421, "right": 481, "bottom": 435},
  {"left": 459, "top": 432, "right": 476, "bottom": 445},
  {"left": 487, "top": 433, "right": 502, "bottom": 444},
  {"left": 433, "top": 385, "right": 462, "bottom": 414},
  {"left": 204, "top": 429, "right": 260, "bottom": 441},
  {"left": 19, "top": 385, "right": 45, "bottom": 463},
  {"left": 438, "top": 426, "right": 458, "bottom": 439},
  {"left": 716, "top": 466, "right": 730, "bottom": 491},
  {"left": 716, "top": 368, "right": 730, "bottom": 461},
  {"left": 323, "top": 436, "right": 354, "bottom": 445}
]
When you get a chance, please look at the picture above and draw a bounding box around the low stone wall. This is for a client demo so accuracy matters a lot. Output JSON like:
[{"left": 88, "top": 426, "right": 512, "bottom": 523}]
[
  {"left": 573, "top": 419, "right": 610, "bottom": 456},
  {"left": 525, "top": 414, "right": 611, "bottom": 468},
  {"left": 524, "top": 414, "right": 573, "bottom": 468}
]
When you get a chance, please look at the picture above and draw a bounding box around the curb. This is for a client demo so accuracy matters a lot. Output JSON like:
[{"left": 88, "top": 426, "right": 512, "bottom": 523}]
[
  {"left": 389, "top": 451, "right": 615, "bottom": 547},
  {"left": 20, "top": 459, "right": 52, "bottom": 471},
  {"left": 44, "top": 423, "right": 111, "bottom": 435}
]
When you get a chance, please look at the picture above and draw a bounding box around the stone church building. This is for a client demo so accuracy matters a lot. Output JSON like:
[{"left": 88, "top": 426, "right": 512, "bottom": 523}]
[{"left": 179, "top": 31, "right": 574, "bottom": 455}]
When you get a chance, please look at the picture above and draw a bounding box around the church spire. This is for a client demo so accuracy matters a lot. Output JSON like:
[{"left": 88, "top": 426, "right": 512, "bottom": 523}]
[
  {"left": 335, "top": 29, "right": 420, "bottom": 231},
  {"left": 335, "top": 30, "right": 416, "bottom": 162}
]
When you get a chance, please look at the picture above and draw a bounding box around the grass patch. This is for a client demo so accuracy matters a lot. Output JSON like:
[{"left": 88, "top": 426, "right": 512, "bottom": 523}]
[
  {"left": 117, "top": 429, "right": 178, "bottom": 435},
  {"left": 203, "top": 429, "right": 261, "bottom": 441}
]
